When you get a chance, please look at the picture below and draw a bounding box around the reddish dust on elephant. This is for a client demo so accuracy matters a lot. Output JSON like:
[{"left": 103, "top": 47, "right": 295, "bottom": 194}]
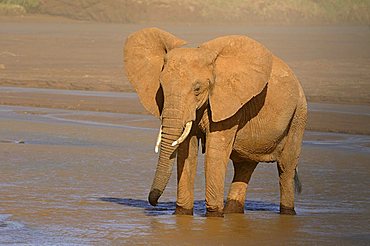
[{"left": 124, "top": 28, "right": 307, "bottom": 217}]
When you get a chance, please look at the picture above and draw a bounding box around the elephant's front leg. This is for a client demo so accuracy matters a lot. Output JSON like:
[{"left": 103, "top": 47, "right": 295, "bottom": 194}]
[
  {"left": 175, "top": 134, "right": 198, "bottom": 215},
  {"left": 205, "top": 125, "right": 238, "bottom": 217}
]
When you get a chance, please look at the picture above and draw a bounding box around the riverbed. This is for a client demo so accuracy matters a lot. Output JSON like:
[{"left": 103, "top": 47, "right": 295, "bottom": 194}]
[{"left": 0, "top": 89, "right": 369, "bottom": 245}]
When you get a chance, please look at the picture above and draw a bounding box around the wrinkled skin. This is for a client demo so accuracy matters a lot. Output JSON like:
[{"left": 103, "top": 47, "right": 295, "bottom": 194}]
[{"left": 124, "top": 28, "right": 307, "bottom": 217}]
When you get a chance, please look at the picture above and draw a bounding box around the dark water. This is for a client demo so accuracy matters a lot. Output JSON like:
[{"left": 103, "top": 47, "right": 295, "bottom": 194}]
[{"left": 1, "top": 103, "right": 370, "bottom": 245}]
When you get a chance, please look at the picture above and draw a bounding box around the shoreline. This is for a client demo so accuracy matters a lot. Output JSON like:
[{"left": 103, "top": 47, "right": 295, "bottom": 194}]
[
  {"left": 1, "top": 19, "right": 369, "bottom": 106},
  {"left": 1, "top": 18, "right": 369, "bottom": 135},
  {"left": 1, "top": 86, "right": 369, "bottom": 136},
  {"left": 0, "top": 83, "right": 369, "bottom": 106}
]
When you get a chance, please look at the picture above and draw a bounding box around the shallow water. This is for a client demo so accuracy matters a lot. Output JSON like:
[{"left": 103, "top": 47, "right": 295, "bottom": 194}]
[{"left": 1, "top": 104, "right": 370, "bottom": 245}]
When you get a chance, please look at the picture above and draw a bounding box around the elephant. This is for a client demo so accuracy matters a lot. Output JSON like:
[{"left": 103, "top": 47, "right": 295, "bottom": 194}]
[{"left": 123, "top": 28, "right": 307, "bottom": 217}]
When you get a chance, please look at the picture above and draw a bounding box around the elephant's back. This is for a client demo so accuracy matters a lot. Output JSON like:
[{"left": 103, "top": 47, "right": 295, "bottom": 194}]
[{"left": 233, "top": 55, "right": 302, "bottom": 161}]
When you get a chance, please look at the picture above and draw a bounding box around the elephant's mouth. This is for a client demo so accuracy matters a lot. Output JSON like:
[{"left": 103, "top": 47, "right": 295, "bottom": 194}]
[{"left": 154, "top": 121, "right": 193, "bottom": 153}]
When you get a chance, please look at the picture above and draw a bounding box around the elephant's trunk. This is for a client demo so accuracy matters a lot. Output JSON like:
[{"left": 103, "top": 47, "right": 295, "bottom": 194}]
[{"left": 148, "top": 113, "right": 183, "bottom": 206}]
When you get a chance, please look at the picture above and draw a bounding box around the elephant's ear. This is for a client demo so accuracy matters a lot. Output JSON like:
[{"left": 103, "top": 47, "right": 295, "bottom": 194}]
[
  {"left": 124, "top": 28, "right": 186, "bottom": 117},
  {"left": 200, "top": 36, "right": 272, "bottom": 122}
]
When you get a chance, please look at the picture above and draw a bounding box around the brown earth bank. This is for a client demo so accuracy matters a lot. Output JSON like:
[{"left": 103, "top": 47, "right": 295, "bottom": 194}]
[
  {"left": 1, "top": 16, "right": 369, "bottom": 105},
  {"left": 0, "top": 17, "right": 370, "bottom": 136}
]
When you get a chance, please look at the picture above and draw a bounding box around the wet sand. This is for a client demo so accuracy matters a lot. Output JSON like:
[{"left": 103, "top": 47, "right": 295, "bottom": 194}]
[
  {"left": 0, "top": 89, "right": 370, "bottom": 244},
  {"left": 1, "top": 87, "right": 369, "bottom": 135}
]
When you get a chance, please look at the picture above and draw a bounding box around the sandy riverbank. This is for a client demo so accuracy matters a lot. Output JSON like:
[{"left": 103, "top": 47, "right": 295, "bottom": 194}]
[
  {"left": 1, "top": 16, "right": 369, "bottom": 136},
  {"left": 1, "top": 16, "right": 369, "bottom": 105},
  {"left": 0, "top": 87, "right": 369, "bottom": 136}
]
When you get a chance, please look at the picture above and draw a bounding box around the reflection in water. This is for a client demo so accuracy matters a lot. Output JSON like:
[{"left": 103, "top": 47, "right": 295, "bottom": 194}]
[
  {"left": 0, "top": 214, "right": 23, "bottom": 231},
  {"left": 0, "top": 214, "right": 87, "bottom": 244},
  {"left": 304, "top": 131, "right": 370, "bottom": 154},
  {"left": 99, "top": 197, "right": 178, "bottom": 216},
  {"left": 99, "top": 198, "right": 279, "bottom": 216}
]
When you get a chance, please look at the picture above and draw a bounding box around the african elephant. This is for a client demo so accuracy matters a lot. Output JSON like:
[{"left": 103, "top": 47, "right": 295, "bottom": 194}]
[{"left": 123, "top": 28, "right": 307, "bottom": 217}]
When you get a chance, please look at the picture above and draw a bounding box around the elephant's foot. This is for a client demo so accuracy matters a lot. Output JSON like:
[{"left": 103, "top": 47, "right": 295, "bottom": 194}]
[
  {"left": 205, "top": 210, "right": 224, "bottom": 217},
  {"left": 174, "top": 205, "right": 193, "bottom": 216},
  {"left": 224, "top": 199, "right": 244, "bottom": 214},
  {"left": 280, "top": 205, "right": 296, "bottom": 215}
]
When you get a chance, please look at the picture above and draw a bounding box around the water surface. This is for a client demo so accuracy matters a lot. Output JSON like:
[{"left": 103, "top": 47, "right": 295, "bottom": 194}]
[{"left": 1, "top": 105, "right": 369, "bottom": 245}]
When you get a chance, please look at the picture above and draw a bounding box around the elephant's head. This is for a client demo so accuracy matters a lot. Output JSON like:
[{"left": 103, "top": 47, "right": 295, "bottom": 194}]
[{"left": 124, "top": 28, "right": 273, "bottom": 206}]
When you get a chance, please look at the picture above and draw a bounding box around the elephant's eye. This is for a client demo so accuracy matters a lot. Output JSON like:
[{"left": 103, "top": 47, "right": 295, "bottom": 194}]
[{"left": 193, "top": 82, "right": 201, "bottom": 96}]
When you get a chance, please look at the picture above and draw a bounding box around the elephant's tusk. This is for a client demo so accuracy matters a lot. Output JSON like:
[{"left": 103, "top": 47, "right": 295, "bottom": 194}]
[
  {"left": 171, "top": 121, "right": 192, "bottom": 147},
  {"left": 154, "top": 126, "right": 162, "bottom": 153}
]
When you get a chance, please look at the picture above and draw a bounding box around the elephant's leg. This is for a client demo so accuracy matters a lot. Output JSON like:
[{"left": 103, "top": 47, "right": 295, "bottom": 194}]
[
  {"left": 277, "top": 100, "right": 306, "bottom": 215},
  {"left": 277, "top": 162, "right": 296, "bottom": 215},
  {"left": 204, "top": 125, "right": 237, "bottom": 217},
  {"left": 224, "top": 160, "right": 257, "bottom": 214},
  {"left": 175, "top": 134, "right": 198, "bottom": 215}
]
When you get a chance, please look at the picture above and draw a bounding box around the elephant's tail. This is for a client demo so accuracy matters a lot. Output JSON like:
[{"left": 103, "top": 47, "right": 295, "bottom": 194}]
[{"left": 294, "top": 168, "right": 302, "bottom": 194}]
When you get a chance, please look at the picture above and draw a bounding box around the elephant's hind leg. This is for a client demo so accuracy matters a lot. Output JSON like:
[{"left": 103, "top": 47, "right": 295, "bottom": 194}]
[
  {"left": 277, "top": 162, "right": 297, "bottom": 215},
  {"left": 224, "top": 160, "right": 258, "bottom": 214},
  {"left": 277, "top": 97, "right": 307, "bottom": 215}
]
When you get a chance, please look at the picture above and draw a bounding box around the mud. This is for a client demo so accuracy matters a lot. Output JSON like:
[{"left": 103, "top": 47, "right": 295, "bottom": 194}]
[
  {"left": 1, "top": 87, "right": 369, "bottom": 135},
  {"left": 0, "top": 91, "right": 370, "bottom": 244}
]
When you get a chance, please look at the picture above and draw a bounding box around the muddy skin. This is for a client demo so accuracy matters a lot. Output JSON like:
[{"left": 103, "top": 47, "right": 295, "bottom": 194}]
[
  {"left": 280, "top": 205, "right": 297, "bottom": 215},
  {"left": 224, "top": 200, "right": 245, "bottom": 214},
  {"left": 205, "top": 210, "right": 225, "bottom": 217},
  {"left": 174, "top": 205, "right": 193, "bottom": 216}
]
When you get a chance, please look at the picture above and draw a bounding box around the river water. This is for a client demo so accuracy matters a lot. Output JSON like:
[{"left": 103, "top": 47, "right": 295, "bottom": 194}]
[{"left": 0, "top": 102, "right": 370, "bottom": 245}]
